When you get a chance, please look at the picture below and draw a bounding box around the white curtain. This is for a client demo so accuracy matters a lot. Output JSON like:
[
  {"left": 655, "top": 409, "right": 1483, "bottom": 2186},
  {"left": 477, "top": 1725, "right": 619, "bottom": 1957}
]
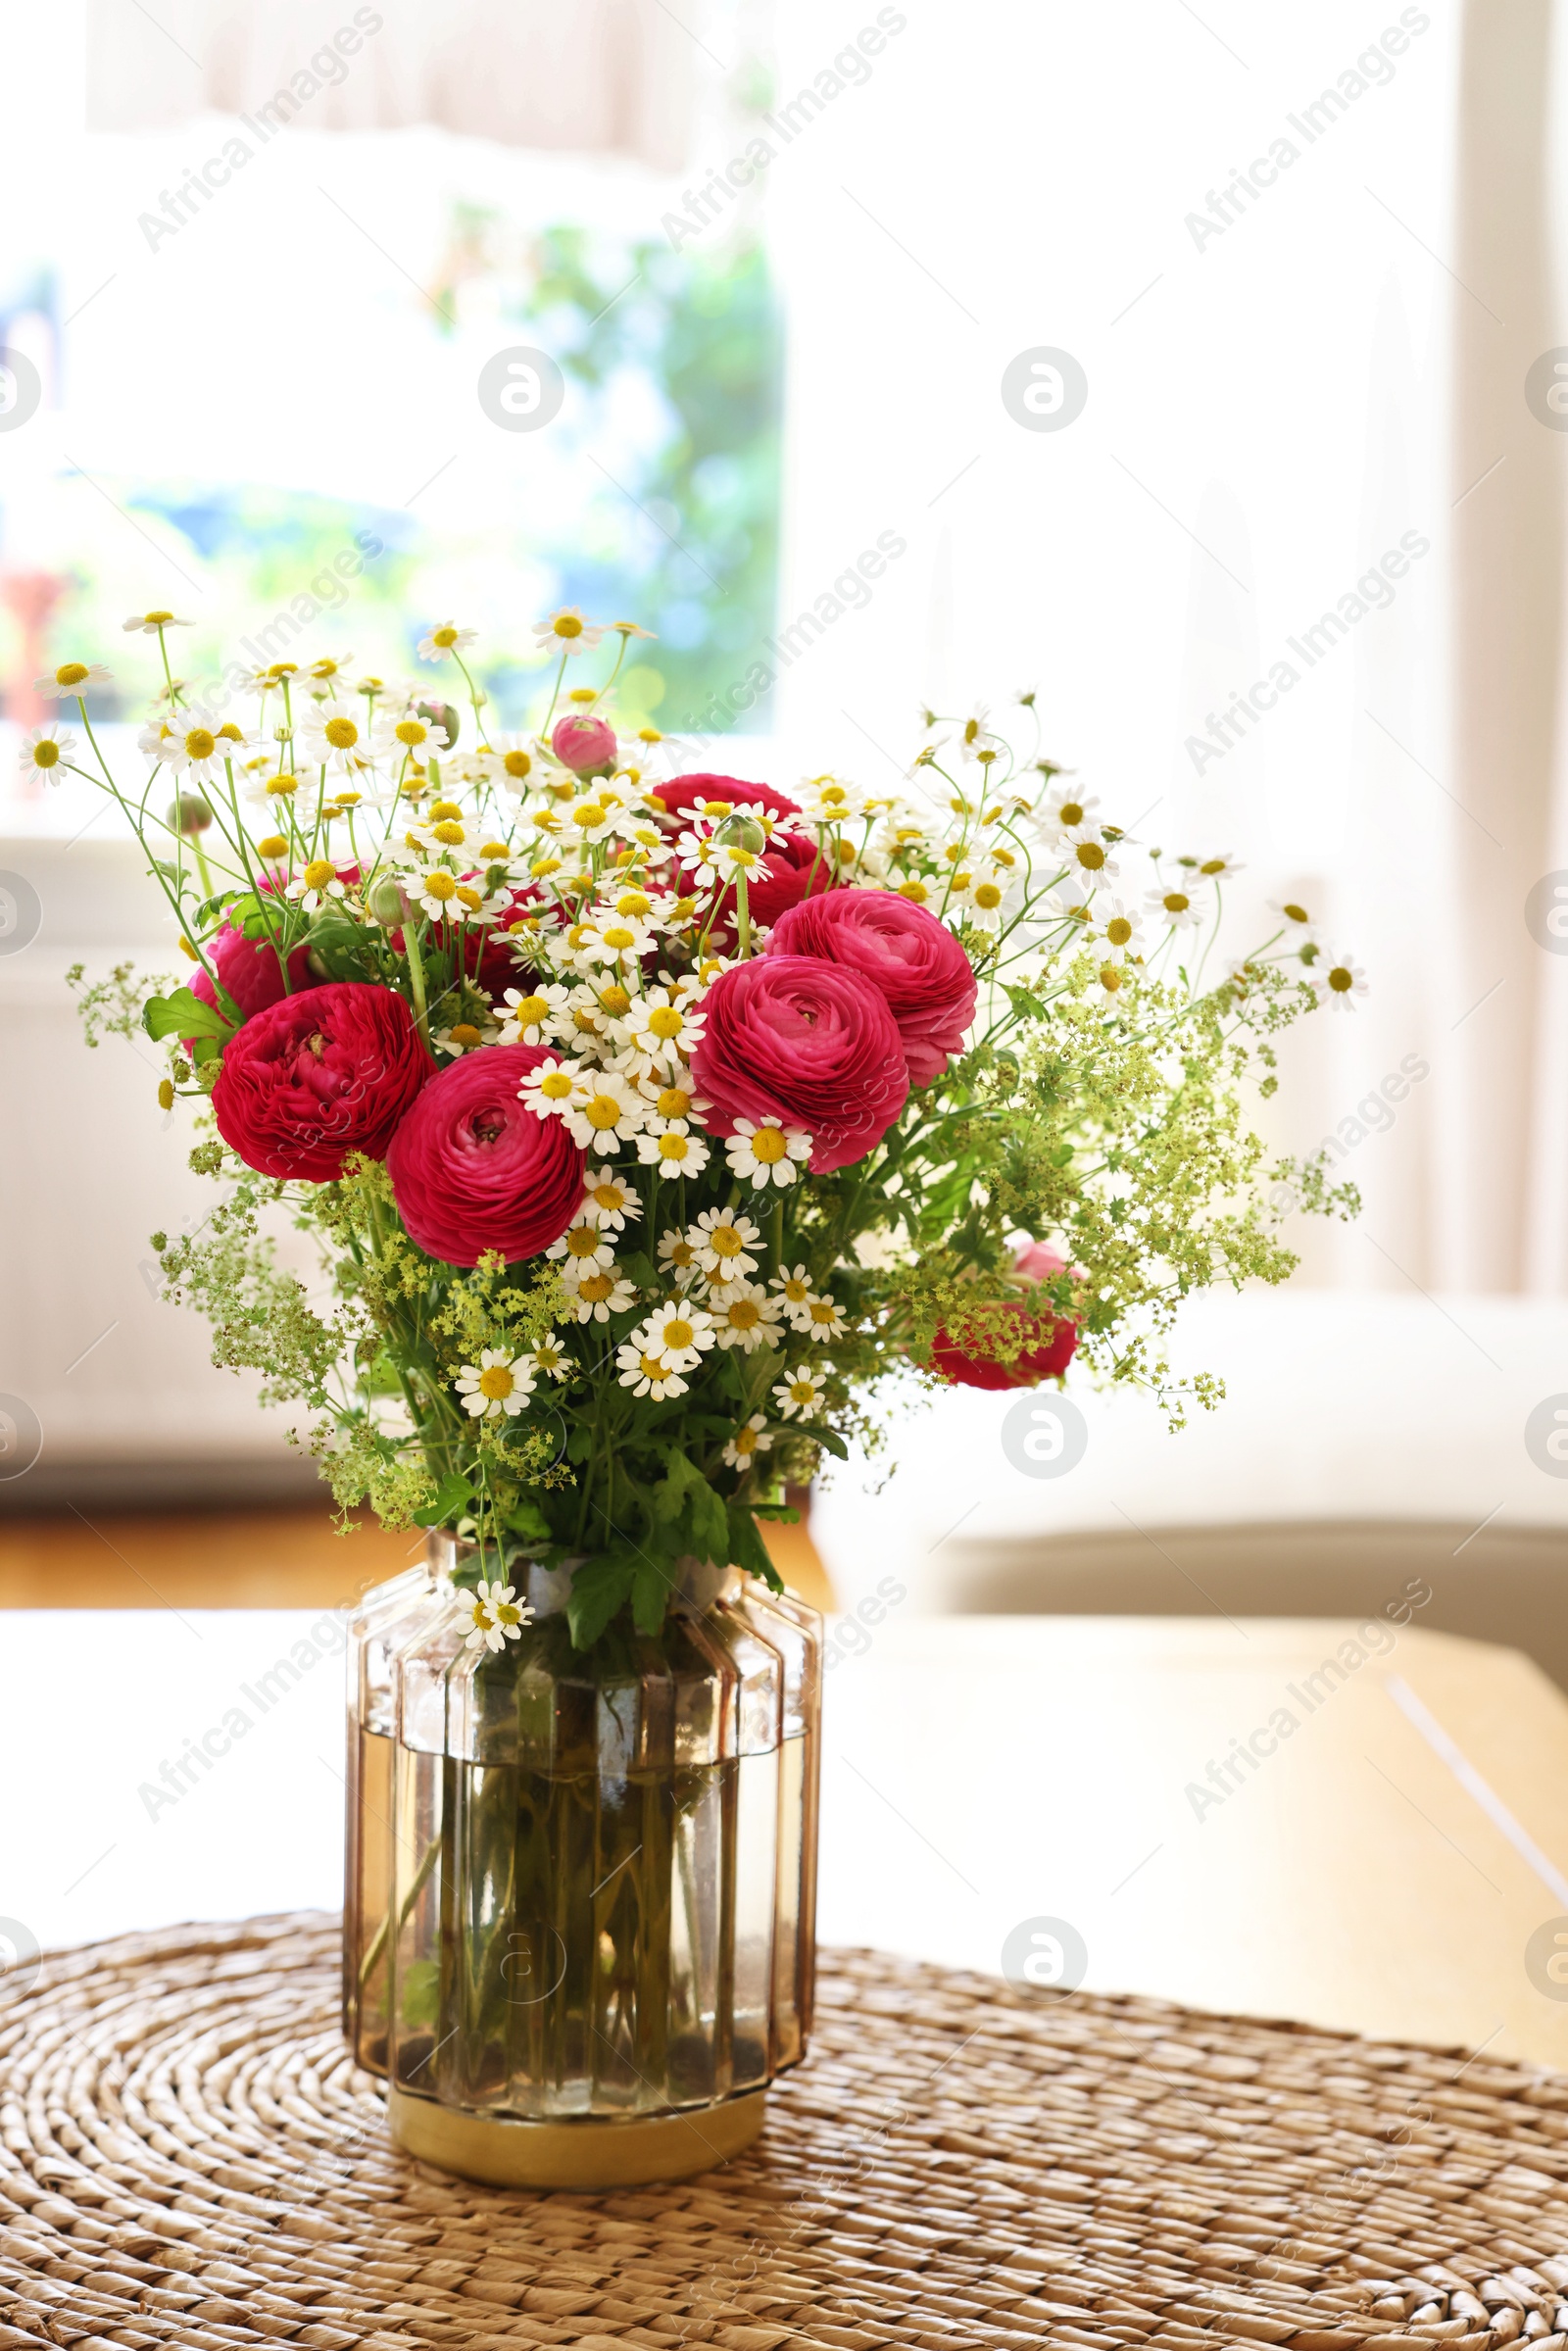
[{"left": 84, "top": 0, "right": 697, "bottom": 171}]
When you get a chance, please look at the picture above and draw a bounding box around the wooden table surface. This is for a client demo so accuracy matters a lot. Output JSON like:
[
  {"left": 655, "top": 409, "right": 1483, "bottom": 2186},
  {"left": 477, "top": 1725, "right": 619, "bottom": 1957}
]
[{"left": 2, "top": 1604, "right": 1563, "bottom": 2071}]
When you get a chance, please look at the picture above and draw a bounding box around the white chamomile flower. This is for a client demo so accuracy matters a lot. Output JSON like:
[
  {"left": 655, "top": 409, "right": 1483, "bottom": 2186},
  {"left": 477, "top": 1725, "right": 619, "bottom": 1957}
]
[
  {"left": 950, "top": 862, "right": 1008, "bottom": 927},
  {"left": 1088, "top": 899, "right": 1144, "bottom": 964},
  {"left": 409, "top": 865, "right": 470, "bottom": 923},
  {"left": 289, "top": 857, "right": 353, "bottom": 914},
  {"left": 35, "top": 661, "right": 112, "bottom": 700},
  {"left": 122, "top": 609, "right": 190, "bottom": 635},
  {"left": 534, "top": 606, "right": 605, "bottom": 656},
  {"left": 772, "top": 1264, "right": 816, "bottom": 1330},
  {"left": 546, "top": 1221, "right": 617, "bottom": 1276},
  {"left": 163, "top": 715, "right": 242, "bottom": 786},
  {"left": 299, "top": 655, "right": 356, "bottom": 692},
  {"left": 1315, "top": 948, "right": 1368, "bottom": 1012},
  {"left": 797, "top": 774, "right": 864, "bottom": 825},
  {"left": 687, "top": 1208, "right": 761, "bottom": 1285},
  {"left": 772, "top": 1367, "right": 827, "bottom": 1422},
  {"left": 138, "top": 716, "right": 176, "bottom": 763},
  {"left": 518, "top": 1335, "right": 573, "bottom": 1383},
  {"left": 956, "top": 703, "right": 993, "bottom": 762},
  {"left": 563, "top": 1265, "right": 639, "bottom": 1322},
  {"left": 1269, "top": 895, "right": 1317, "bottom": 940},
  {"left": 676, "top": 824, "right": 772, "bottom": 892},
  {"left": 579, "top": 1171, "right": 642, "bottom": 1232},
  {"left": 1042, "top": 782, "right": 1099, "bottom": 838},
  {"left": 1146, "top": 879, "right": 1201, "bottom": 931},
  {"left": 636, "top": 1122, "right": 711, "bottom": 1180},
  {"left": 801, "top": 1292, "right": 849, "bottom": 1341},
  {"left": 725, "top": 1117, "right": 811, "bottom": 1190},
  {"left": 658, "top": 1228, "right": 701, "bottom": 1287},
  {"left": 560, "top": 1068, "right": 647, "bottom": 1155},
  {"left": 615, "top": 986, "right": 705, "bottom": 1075},
  {"left": 637, "top": 1300, "right": 715, "bottom": 1372},
  {"left": 610, "top": 619, "right": 658, "bottom": 641},
  {"left": 1061, "top": 830, "right": 1117, "bottom": 891},
  {"left": 640, "top": 1075, "right": 711, "bottom": 1131},
  {"left": 710, "top": 1285, "right": 784, "bottom": 1353},
  {"left": 298, "top": 705, "right": 373, "bottom": 773},
  {"left": 518, "top": 1056, "right": 578, "bottom": 1125},
  {"left": 455, "top": 1349, "right": 537, "bottom": 1420},
  {"left": 374, "top": 709, "right": 437, "bottom": 765},
  {"left": 432, "top": 1018, "right": 498, "bottom": 1057},
  {"left": 496, "top": 984, "right": 571, "bottom": 1047},
  {"left": 722, "top": 1413, "right": 774, "bottom": 1469},
  {"left": 19, "top": 724, "right": 76, "bottom": 781},
  {"left": 575, "top": 911, "right": 654, "bottom": 968},
  {"left": 417, "top": 620, "right": 477, "bottom": 662},
  {"left": 1178, "top": 850, "right": 1245, "bottom": 885},
  {"left": 615, "top": 1343, "right": 688, "bottom": 1400},
  {"left": 465, "top": 1578, "right": 535, "bottom": 1654},
  {"left": 241, "top": 765, "right": 303, "bottom": 810}
]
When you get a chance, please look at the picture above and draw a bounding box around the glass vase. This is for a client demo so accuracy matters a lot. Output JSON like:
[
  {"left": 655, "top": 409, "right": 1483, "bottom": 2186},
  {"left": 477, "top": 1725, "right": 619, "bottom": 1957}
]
[{"left": 342, "top": 1533, "right": 821, "bottom": 2187}]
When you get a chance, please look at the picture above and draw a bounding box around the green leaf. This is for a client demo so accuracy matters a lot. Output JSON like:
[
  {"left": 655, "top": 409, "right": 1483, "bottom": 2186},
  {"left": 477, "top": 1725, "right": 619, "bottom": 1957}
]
[
  {"left": 750, "top": 1502, "right": 801, "bottom": 1523},
  {"left": 631, "top": 1556, "right": 673, "bottom": 1635},
  {"left": 810, "top": 1427, "right": 850, "bottom": 1462},
  {"left": 504, "top": 1494, "right": 552, "bottom": 1542},
  {"left": 141, "top": 986, "right": 234, "bottom": 1044},
  {"left": 412, "top": 1469, "right": 473, "bottom": 1528},
  {"left": 566, "top": 1553, "right": 636, "bottom": 1649},
  {"left": 726, "top": 1500, "right": 784, "bottom": 1592}
]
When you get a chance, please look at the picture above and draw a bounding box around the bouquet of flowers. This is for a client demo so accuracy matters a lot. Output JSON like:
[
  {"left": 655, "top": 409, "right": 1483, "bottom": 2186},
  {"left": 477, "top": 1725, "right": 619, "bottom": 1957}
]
[{"left": 50, "top": 606, "right": 1360, "bottom": 1650}]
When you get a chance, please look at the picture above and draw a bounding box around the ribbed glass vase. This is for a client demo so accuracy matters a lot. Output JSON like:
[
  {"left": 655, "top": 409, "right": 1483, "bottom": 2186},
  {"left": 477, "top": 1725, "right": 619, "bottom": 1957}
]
[{"left": 342, "top": 1534, "right": 821, "bottom": 2187}]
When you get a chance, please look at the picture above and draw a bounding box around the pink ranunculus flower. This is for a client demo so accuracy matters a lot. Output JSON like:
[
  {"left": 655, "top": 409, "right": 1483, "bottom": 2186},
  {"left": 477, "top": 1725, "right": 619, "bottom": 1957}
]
[
  {"left": 551, "top": 714, "right": 617, "bottom": 775},
  {"left": 766, "top": 888, "right": 978, "bottom": 1086},
  {"left": 385, "top": 1043, "right": 585, "bottom": 1267},
  {"left": 691, "top": 955, "right": 909, "bottom": 1173},
  {"left": 212, "top": 982, "right": 433, "bottom": 1182},
  {"left": 930, "top": 1243, "right": 1081, "bottom": 1391}
]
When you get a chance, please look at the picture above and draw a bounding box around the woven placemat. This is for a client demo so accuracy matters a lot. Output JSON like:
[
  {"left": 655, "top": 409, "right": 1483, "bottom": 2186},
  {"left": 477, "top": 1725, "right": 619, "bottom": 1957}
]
[{"left": 3, "top": 1915, "right": 1568, "bottom": 2351}]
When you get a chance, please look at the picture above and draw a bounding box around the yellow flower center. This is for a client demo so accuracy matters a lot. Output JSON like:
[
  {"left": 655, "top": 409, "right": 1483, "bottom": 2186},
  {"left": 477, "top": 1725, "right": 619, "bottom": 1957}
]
[
  {"left": 617, "top": 892, "right": 652, "bottom": 916},
  {"left": 898, "top": 880, "right": 929, "bottom": 904},
  {"left": 667, "top": 1241, "right": 696, "bottom": 1266},
  {"left": 733, "top": 1423, "right": 759, "bottom": 1449},
  {"left": 1200, "top": 858, "right": 1227, "bottom": 875},
  {"left": 1327, "top": 964, "right": 1352, "bottom": 993},
  {"left": 183, "top": 728, "right": 216, "bottom": 759},
  {"left": 659, "top": 1133, "right": 692, "bottom": 1161},
  {"left": 424, "top": 870, "right": 459, "bottom": 901},
  {"left": 539, "top": 1070, "right": 574, "bottom": 1100},
  {"left": 729, "top": 1301, "right": 761, "bottom": 1331},
  {"left": 478, "top": 1365, "right": 514, "bottom": 1400},
  {"left": 217, "top": 722, "right": 244, "bottom": 744},
  {"left": 512, "top": 995, "right": 550, "bottom": 1027},
  {"left": 657, "top": 1087, "right": 693, "bottom": 1119},
  {"left": 1283, "top": 902, "right": 1308, "bottom": 924},
  {"left": 601, "top": 925, "right": 636, "bottom": 952},
  {"left": 395, "top": 718, "right": 429, "bottom": 746},
  {"left": 144, "top": 610, "right": 174, "bottom": 625},
  {"left": 479, "top": 842, "right": 511, "bottom": 860},
  {"left": 568, "top": 687, "right": 596, "bottom": 705},
  {"left": 750, "top": 1127, "right": 787, "bottom": 1164},
  {"left": 640, "top": 1352, "right": 665, "bottom": 1377},
  {"left": 783, "top": 1276, "right": 809, "bottom": 1301},
  {"left": 268, "top": 775, "right": 298, "bottom": 796},
  {"left": 257, "top": 834, "right": 289, "bottom": 858},
  {"left": 304, "top": 858, "right": 336, "bottom": 890},
  {"left": 647, "top": 1005, "right": 684, "bottom": 1040},
  {"left": 1076, "top": 842, "right": 1106, "bottom": 871},
  {"left": 710, "top": 1226, "right": 744, "bottom": 1259},
  {"left": 554, "top": 614, "right": 583, "bottom": 639},
  {"left": 1059, "top": 801, "right": 1084, "bottom": 827},
  {"left": 578, "top": 1273, "right": 614, "bottom": 1303},
  {"left": 431, "top": 626, "right": 459, "bottom": 648},
  {"left": 808, "top": 1299, "right": 837, "bottom": 1325},
  {"left": 974, "top": 883, "right": 1003, "bottom": 909},
  {"left": 789, "top": 1381, "right": 813, "bottom": 1402},
  {"left": 503, "top": 750, "right": 531, "bottom": 777},
  {"left": 599, "top": 984, "right": 632, "bottom": 1015},
  {"left": 584, "top": 1094, "right": 623, "bottom": 1130},
  {"left": 566, "top": 1227, "right": 601, "bottom": 1258},
  {"left": 1106, "top": 917, "right": 1132, "bottom": 946},
  {"left": 324, "top": 715, "right": 358, "bottom": 749},
  {"left": 30, "top": 738, "right": 60, "bottom": 767},
  {"left": 1100, "top": 964, "right": 1123, "bottom": 992},
  {"left": 455, "top": 886, "right": 483, "bottom": 911},
  {"left": 590, "top": 1184, "right": 624, "bottom": 1212},
  {"left": 56, "top": 661, "right": 89, "bottom": 686},
  {"left": 427, "top": 800, "right": 461, "bottom": 819},
  {"left": 663, "top": 1319, "right": 695, "bottom": 1350},
  {"left": 1162, "top": 893, "right": 1190, "bottom": 914},
  {"left": 432, "top": 820, "right": 466, "bottom": 845}
]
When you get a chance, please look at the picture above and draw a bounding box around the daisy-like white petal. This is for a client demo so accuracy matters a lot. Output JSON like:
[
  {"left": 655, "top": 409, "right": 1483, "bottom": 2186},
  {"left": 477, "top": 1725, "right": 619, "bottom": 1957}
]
[
  {"left": 560, "top": 1068, "right": 647, "bottom": 1156},
  {"left": 299, "top": 655, "right": 356, "bottom": 691},
  {"left": 288, "top": 856, "right": 353, "bottom": 915},
  {"left": 658, "top": 1229, "right": 702, "bottom": 1287},
  {"left": 579, "top": 1171, "right": 643, "bottom": 1232},
  {"left": 635, "top": 1121, "right": 712, "bottom": 1180},
  {"left": 432, "top": 1018, "right": 498, "bottom": 1057},
  {"left": 546, "top": 1221, "right": 616, "bottom": 1275},
  {"left": 722, "top": 1412, "right": 774, "bottom": 1469},
  {"left": 496, "top": 984, "right": 571, "bottom": 1047},
  {"left": 955, "top": 703, "right": 992, "bottom": 762},
  {"left": 725, "top": 1117, "right": 811, "bottom": 1190},
  {"left": 710, "top": 1284, "right": 784, "bottom": 1353},
  {"left": 518, "top": 1056, "right": 580, "bottom": 1125},
  {"left": 610, "top": 620, "right": 658, "bottom": 640},
  {"left": 35, "top": 661, "right": 112, "bottom": 700},
  {"left": 1268, "top": 895, "right": 1317, "bottom": 940},
  {"left": 1315, "top": 947, "right": 1368, "bottom": 1012},
  {"left": 298, "top": 705, "right": 372, "bottom": 772},
  {"left": 635, "top": 1301, "right": 715, "bottom": 1373},
  {"left": 417, "top": 621, "right": 478, "bottom": 662},
  {"left": 687, "top": 1208, "right": 761, "bottom": 1285},
  {"left": 614, "top": 1343, "right": 688, "bottom": 1399},
  {"left": 772, "top": 1368, "right": 827, "bottom": 1422},
  {"left": 533, "top": 606, "right": 605, "bottom": 656},
  {"left": 161, "top": 716, "right": 236, "bottom": 787},
  {"left": 464, "top": 1577, "right": 536, "bottom": 1653},
  {"left": 1088, "top": 898, "right": 1144, "bottom": 964},
  {"left": 801, "top": 1293, "right": 849, "bottom": 1341},
  {"left": 454, "top": 1349, "right": 537, "bottom": 1420},
  {"left": 18, "top": 724, "right": 75, "bottom": 781},
  {"left": 1145, "top": 880, "right": 1201, "bottom": 931},
  {"left": 517, "top": 1335, "right": 573, "bottom": 1383},
  {"left": 640, "top": 1075, "right": 712, "bottom": 1131},
  {"left": 771, "top": 1263, "right": 816, "bottom": 1331},
  {"left": 122, "top": 610, "right": 191, "bottom": 634},
  {"left": 614, "top": 986, "right": 705, "bottom": 1075},
  {"left": 562, "top": 1266, "right": 639, "bottom": 1322}
]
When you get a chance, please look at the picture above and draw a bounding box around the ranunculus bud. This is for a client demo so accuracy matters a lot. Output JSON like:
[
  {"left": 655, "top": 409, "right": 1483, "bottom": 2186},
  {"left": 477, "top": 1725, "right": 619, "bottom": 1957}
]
[
  {"left": 416, "top": 699, "right": 460, "bottom": 749},
  {"left": 726, "top": 813, "right": 766, "bottom": 853},
  {"left": 212, "top": 982, "right": 433, "bottom": 1181},
  {"left": 385, "top": 1043, "right": 584, "bottom": 1266},
  {"left": 551, "top": 714, "right": 616, "bottom": 775},
  {"left": 367, "top": 875, "right": 406, "bottom": 927},
  {"left": 168, "top": 792, "right": 213, "bottom": 836}
]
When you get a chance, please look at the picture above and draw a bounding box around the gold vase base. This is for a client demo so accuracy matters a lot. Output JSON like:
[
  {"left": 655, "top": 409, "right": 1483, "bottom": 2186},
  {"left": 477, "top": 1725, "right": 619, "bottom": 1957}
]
[{"left": 387, "top": 2083, "right": 766, "bottom": 2189}]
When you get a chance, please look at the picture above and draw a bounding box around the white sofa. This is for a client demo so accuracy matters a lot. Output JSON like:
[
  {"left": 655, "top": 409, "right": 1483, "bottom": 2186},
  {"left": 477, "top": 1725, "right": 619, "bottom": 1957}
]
[{"left": 809, "top": 1291, "right": 1568, "bottom": 1690}]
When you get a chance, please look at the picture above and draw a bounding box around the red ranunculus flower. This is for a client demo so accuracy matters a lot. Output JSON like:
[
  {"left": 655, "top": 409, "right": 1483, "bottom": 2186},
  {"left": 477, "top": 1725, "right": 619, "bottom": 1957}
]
[
  {"left": 385, "top": 1044, "right": 585, "bottom": 1267},
  {"left": 766, "top": 888, "right": 977, "bottom": 1086},
  {"left": 650, "top": 770, "right": 803, "bottom": 824},
  {"left": 191, "top": 920, "right": 318, "bottom": 1025},
  {"left": 212, "top": 982, "right": 433, "bottom": 1181},
  {"left": 692, "top": 955, "right": 909, "bottom": 1172},
  {"left": 930, "top": 1245, "right": 1080, "bottom": 1390}
]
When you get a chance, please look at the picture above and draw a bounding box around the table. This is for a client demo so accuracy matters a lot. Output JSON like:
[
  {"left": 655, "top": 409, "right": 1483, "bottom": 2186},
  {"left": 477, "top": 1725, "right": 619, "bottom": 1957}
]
[{"left": 6, "top": 1612, "right": 1566, "bottom": 2067}]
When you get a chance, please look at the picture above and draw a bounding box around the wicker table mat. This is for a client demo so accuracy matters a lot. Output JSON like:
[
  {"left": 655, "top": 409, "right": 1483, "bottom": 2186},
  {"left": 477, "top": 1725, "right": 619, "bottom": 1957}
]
[{"left": 3, "top": 1915, "right": 1568, "bottom": 2351}]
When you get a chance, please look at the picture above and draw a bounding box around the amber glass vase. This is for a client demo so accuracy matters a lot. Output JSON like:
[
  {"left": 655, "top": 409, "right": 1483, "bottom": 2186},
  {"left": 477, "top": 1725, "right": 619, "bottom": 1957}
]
[{"left": 342, "top": 1534, "right": 821, "bottom": 2187}]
